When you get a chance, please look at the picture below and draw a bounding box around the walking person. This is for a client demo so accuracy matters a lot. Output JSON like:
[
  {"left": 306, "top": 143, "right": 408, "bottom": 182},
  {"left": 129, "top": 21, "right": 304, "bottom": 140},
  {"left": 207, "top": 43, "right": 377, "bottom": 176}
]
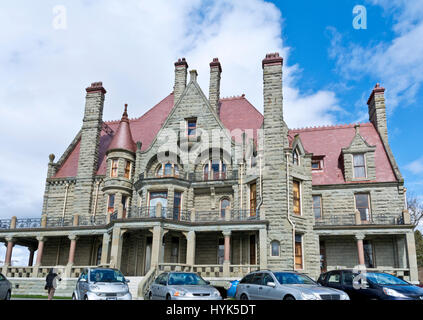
[{"left": 45, "top": 268, "right": 61, "bottom": 300}]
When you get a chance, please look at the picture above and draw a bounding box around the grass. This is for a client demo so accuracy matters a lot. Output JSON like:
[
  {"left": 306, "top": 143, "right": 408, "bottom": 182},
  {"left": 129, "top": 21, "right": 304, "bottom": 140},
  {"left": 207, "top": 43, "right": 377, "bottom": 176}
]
[{"left": 12, "top": 294, "right": 72, "bottom": 300}]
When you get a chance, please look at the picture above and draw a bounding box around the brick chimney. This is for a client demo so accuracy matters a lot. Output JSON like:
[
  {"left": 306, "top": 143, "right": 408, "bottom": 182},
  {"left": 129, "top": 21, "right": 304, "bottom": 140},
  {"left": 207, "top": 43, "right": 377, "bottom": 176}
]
[
  {"left": 209, "top": 58, "right": 222, "bottom": 114},
  {"left": 367, "top": 83, "right": 388, "bottom": 142},
  {"left": 174, "top": 58, "right": 188, "bottom": 105}
]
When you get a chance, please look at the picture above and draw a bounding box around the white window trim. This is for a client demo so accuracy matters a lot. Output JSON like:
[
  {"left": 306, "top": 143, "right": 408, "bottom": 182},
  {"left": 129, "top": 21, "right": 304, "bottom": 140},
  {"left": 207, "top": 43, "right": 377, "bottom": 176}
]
[
  {"left": 352, "top": 153, "right": 367, "bottom": 179},
  {"left": 270, "top": 240, "right": 280, "bottom": 257},
  {"left": 354, "top": 193, "right": 372, "bottom": 221}
]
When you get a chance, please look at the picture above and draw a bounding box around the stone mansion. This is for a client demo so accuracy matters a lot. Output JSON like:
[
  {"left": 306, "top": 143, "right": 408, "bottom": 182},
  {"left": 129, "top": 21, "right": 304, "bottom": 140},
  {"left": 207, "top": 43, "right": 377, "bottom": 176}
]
[{"left": 0, "top": 53, "right": 419, "bottom": 291}]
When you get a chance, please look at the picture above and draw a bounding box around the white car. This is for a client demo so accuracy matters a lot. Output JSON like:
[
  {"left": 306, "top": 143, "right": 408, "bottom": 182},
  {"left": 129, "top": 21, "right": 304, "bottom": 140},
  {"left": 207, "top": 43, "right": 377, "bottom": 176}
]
[{"left": 72, "top": 268, "right": 132, "bottom": 300}]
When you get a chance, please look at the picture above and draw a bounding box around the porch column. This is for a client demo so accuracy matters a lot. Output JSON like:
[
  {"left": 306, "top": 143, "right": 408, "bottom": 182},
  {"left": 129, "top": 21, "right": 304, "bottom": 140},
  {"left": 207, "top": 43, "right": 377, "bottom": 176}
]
[
  {"left": 109, "top": 227, "right": 126, "bottom": 269},
  {"left": 150, "top": 226, "right": 165, "bottom": 268},
  {"left": 67, "top": 234, "right": 78, "bottom": 265},
  {"left": 223, "top": 230, "right": 231, "bottom": 277},
  {"left": 28, "top": 247, "right": 35, "bottom": 266},
  {"left": 35, "top": 236, "right": 45, "bottom": 266},
  {"left": 184, "top": 231, "right": 196, "bottom": 268},
  {"left": 4, "top": 237, "right": 14, "bottom": 265},
  {"left": 405, "top": 232, "right": 419, "bottom": 284},
  {"left": 100, "top": 232, "right": 111, "bottom": 266},
  {"left": 355, "top": 233, "right": 365, "bottom": 266},
  {"left": 259, "top": 228, "right": 268, "bottom": 269}
]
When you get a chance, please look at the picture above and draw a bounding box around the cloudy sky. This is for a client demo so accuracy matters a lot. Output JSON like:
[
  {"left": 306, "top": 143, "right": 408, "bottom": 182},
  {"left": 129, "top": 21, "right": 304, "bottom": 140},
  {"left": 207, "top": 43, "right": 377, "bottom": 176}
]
[{"left": 1, "top": 0, "right": 422, "bottom": 264}]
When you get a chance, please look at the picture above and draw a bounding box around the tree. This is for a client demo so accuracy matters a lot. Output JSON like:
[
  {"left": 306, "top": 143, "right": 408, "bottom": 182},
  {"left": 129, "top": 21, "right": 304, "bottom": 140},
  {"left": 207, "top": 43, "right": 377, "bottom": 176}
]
[
  {"left": 407, "top": 193, "right": 423, "bottom": 228},
  {"left": 415, "top": 230, "right": 423, "bottom": 268}
]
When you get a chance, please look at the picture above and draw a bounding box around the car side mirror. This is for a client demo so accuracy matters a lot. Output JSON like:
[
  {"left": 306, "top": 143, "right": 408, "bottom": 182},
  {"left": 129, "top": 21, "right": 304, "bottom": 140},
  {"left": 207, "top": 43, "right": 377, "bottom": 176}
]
[
  {"left": 267, "top": 282, "right": 276, "bottom": 288},
  {"left": 125, "top": 279, "right": 130, "bottom": 283},
  {"left": 205, "top": 281, "right": 211, "bottom": 285},
  {"left": 79, "top": 278, "right": 87, "bottom": 282}
]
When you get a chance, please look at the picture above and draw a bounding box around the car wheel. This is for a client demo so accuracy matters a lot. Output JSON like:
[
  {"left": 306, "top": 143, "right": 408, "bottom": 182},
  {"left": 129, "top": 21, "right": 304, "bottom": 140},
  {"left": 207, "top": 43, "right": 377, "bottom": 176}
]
[
  {"left": 284, "top": 295, "right": 295, "bottom": 301},
  {"left": 240, "top": 294, "right": 249, "bottom": 300},
  {"left": 166, "top": 294, "right": 172, "bottom": 300},
  {"left": 5, "top": 291, "right": 11, "bottom": 300}
]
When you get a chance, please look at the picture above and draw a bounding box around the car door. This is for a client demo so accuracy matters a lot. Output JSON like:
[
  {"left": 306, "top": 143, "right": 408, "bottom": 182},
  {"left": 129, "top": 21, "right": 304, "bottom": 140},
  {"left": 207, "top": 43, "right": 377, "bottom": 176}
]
[
  {"left": 157, "top": 273, "right": 169, "bottom": 300},
  {"left": 0, "top": 273, "right": 6, "bottom": 299},
  {"left": 340, "top": 271, "right": 359, "bottom": 300},
  {"left": 151, "top": 273, "right": 164, "bottom": 299},
  {"left": 258, "top": 273, "right": 278, "bottom": 300},
  {"left": 77, "top": 271, "right": 89, "bottom": 299},
  {"left": 326, "top": 271, "right": 343, "bottom": 291},
  {"left": 248, "top": 273, "right": 263, "bottom": 300}
]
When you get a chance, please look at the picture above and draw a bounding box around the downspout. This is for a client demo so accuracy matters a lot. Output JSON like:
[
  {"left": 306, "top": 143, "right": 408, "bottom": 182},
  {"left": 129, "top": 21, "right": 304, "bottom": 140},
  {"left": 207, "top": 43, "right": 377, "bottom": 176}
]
[
  {"left": 93, "top": 180, "right": 100, "bottom": 217},
  {"left": 286, "top": 152, "right": 296, "bottom": 270},
  {"left": 256, "top": 153, "right": 263, "bottom": 216},
  {"left": 62, "top": 183, "right": 69, "bottom": 219}
]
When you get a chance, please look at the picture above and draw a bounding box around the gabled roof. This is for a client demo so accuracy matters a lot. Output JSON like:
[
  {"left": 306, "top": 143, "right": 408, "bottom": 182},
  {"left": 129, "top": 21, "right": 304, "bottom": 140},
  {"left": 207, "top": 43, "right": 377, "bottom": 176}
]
[{"left": 289, "top": 123, "right": 397, "bottom": 185}]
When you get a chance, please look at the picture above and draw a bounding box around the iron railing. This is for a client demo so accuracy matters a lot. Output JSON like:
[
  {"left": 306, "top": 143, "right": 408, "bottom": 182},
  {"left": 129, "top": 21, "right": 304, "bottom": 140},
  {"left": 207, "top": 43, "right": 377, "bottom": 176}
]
[
  {"left": 45, "top": 217, "right": 73, "bottom": 227},
  {"left": 78, "top": 215, "right": 107, "bottom": 226},
  {"left": 15, "top": 218, "right": 42, "bottom": 229},
  {"left": 0, "top": 219, "right": 11, "bottom": 229},
  {"left": 315, "top": 213, "right": 405, "bottom": 226}
]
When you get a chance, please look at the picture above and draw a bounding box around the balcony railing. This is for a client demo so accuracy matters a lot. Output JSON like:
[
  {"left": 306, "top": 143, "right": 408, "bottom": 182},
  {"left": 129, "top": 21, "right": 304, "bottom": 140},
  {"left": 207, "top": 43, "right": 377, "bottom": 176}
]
[
  {"left": 315, "top": 213, "right": 405, "bottom": 227},
  {"left": 0, "top": 219, "right": 11, "bottom": 229},
  {"left": 138, "top": 169, "right": 238, "bottom": 183},
  {"left": 126, "top": 206, "right": 191, "bottom": 222}
]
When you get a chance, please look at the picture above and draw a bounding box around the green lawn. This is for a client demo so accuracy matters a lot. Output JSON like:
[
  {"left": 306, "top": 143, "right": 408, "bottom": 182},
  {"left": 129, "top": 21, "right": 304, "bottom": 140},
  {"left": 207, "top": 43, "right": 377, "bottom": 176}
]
[{"left": 12, "top": 294, "right": 72, "bottom": 300}]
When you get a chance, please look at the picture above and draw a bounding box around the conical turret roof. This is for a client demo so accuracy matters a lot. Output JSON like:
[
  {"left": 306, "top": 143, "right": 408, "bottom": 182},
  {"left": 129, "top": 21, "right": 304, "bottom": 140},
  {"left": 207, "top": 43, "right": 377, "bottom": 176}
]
[{"left": 107, "top": 104, "right": 136, "bottom": 153}]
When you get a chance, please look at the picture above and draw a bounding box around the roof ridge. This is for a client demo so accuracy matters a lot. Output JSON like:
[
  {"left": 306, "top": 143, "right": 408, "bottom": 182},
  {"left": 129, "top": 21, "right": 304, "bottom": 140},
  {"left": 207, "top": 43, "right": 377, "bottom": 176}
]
[
  {"left": 289, "top": 122, "right": 372, "bottom": 132},
  {"left": 104, "top": 92, "right": 174, "bottom": 125},
  {"left": 220, "top": 94, "right": 246, "bottom": 100}
]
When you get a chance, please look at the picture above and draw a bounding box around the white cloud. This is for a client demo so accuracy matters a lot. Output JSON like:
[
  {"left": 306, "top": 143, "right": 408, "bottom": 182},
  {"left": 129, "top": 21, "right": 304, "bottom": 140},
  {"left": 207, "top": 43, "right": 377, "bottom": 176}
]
[
  {"left": 0, "top": 0, "right": 340, "bottom": 224},
  {"left": 405, "top": 157, "right": 423, "bottom": 174},
  {"left": 328, "top": 0, "right": 423, "bottom": 113}
]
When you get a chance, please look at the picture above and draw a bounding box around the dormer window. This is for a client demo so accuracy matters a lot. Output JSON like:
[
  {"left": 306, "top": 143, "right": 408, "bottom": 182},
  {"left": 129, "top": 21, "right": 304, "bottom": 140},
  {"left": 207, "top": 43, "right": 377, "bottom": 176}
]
[
  {"left": 187, "top": 119, "right": 197, "bottom": 137},
  {"left": 293, "top": 149, "right": 299, "bottom": 165},
  {"left": 111, "top": 160, "right": 118, "bottom": 178},
  {"left": 353, "top": 154, "right": 366, "bottom": 178}
]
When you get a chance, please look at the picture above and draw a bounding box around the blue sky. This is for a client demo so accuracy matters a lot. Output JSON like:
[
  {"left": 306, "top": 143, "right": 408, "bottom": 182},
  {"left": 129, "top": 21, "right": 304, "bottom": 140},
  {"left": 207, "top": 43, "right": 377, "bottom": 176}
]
[{"left": 0, "top": 0, "right": 422, "bottom": 264}]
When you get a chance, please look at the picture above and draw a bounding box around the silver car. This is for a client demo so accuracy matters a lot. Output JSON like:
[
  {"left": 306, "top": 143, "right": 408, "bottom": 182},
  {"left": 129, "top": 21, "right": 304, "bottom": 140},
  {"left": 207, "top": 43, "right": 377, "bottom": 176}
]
[
  {"left": 72, "top": 267, "right": 132, "bottom": 300},
  {"left": 0, "top": 273, "right": 12, "bottom": 300},
  {"left": 148, "top": 272, "right": 222, "bottom": 300},
  {"left": 235, "top": 270, "right": 350, "bottom": 300}
]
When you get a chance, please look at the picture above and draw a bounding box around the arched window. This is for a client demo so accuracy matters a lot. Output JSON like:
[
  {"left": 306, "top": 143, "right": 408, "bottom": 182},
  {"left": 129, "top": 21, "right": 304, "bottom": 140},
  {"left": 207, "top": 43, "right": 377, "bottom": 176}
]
[
  {"left": 156, "top": 163, "right": 179, "bottom": 177},
  {"left": 220, "top": 198, "right": 230, "bottom": 218},
  {"left": 271, "top": 240, "right": 280, "bottom": 257}
]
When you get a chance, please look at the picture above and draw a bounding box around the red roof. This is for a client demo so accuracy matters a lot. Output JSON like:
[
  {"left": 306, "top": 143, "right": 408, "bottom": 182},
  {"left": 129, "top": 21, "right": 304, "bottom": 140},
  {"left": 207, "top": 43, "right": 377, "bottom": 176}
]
[
  {"left": 289, "top": 123, "right": 397, "bottom": 185},
  {"left": 54, "top": 93, "right": 397, "bottom": 185}
]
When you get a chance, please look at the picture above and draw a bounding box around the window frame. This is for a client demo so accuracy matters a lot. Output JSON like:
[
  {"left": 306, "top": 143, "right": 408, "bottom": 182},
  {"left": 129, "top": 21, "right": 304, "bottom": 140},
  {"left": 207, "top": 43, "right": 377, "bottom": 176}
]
[
  {"left": 203, "top": 160, "right": 226, "bottom": 181},
  {"left": 220, "top": 198, "right": 231, "bottom": 219},
  {"left": 293, "top": 180, "right": 302, "bottom": 216},
  {"left": 107, "top": 194, "right": 115, "bottom": 214},
  {"left": 270, "top": 240, "right": 280, "bottom": 257},
  {"left": 292, "top": 148, "right": 300, "bottom": 166},
  {"left": 354, "top": 193, "right": 371, "bottom": 222},
  {"left": 110, "top": 159, "right": 119, "bottom": 178},
  {"left": 186, "top": 118, "right": 197, "bottom": 138},
  {"left": 124, "top": 160, "right": 132, "bottom": 179},
  {"left": 312, "top": 195, "right": 323, "bottom": 220},
  {"left": 353, "top": 153, "right": 367, "bottom": 179},
  {"left": 294, "top": 234, "right": 304, "bottom": 270}
]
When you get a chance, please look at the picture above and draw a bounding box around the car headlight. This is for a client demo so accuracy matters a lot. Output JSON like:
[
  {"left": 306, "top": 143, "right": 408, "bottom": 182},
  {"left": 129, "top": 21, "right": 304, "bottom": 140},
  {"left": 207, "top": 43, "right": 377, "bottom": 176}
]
[
  {"left": 383, "top": 287, "right": 407, "bottom": 298},
  {"left": 89, "top": 284, "right": 100, "bottom": 291},
  {"left": 213, "top": 290, "right": 221, "bottom": 297},
  {"left": 174, "top": 291, "right": 187, "bottom": 297},
  {"left": 301, "top": 292, "right": 321, "bottom": 300},
  {"left": 340, "top": 293, "right": 350, "bottom": 300}
]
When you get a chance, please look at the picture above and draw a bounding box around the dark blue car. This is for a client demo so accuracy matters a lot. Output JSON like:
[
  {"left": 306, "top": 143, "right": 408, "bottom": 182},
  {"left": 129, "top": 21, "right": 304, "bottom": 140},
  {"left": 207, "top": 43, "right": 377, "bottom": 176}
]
[{"left": 318, "top": 269, "right": 423, "bottom": 300}]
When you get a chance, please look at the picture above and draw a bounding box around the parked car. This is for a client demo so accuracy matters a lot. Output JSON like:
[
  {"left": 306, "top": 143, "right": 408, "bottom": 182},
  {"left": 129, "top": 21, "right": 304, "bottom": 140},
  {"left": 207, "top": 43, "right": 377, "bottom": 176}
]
[
  {"left": 318, "top": 269, "right": 423, "bottom": 300},
  {"left": 0, "top": 273, "right": 12, "bottom": 300},
  {"left": 72, "top": 267, "right": 132, "bottom": 300},
  {"left": 235, "top": 270, "right": 349, "bottom": 300},
  {"left": 148, "top": 272, "right": 222, "bottom": 300}
]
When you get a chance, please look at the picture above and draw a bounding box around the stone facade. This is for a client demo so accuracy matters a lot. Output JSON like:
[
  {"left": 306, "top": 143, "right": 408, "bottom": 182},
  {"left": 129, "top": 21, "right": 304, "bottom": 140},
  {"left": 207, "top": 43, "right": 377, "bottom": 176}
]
[{"left": 0, "top": 53, "right": 419, "bottom": 290}]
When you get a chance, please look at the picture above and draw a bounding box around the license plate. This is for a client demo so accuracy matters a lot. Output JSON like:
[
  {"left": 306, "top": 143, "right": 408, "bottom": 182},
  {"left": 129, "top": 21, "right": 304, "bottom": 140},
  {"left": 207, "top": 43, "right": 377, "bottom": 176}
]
[{"left": 106, "top": 297, "right": 117, "bottom": 300}]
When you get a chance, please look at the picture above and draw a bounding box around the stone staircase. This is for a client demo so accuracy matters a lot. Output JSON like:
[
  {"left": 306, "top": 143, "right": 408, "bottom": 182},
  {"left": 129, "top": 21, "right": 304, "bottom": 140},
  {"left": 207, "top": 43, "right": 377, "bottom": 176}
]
[{"left": 125, "top": 276, "right": 144, "bottom": 300}]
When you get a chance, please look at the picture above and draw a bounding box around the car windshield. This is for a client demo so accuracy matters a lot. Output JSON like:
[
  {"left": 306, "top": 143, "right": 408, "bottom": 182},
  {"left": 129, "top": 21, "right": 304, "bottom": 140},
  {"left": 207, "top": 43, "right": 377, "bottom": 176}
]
[
  {"left": 90, "top": 269, "right": 126, "bottom": 283},
  {"left": 273, "top": 272, "right": 316, "bottom": 285},
  {"left": 364, "top": 273, "right": 409, "bottom": 285},
  {"left": 167, "top": 273, "right": 208, "bottom": 286}
]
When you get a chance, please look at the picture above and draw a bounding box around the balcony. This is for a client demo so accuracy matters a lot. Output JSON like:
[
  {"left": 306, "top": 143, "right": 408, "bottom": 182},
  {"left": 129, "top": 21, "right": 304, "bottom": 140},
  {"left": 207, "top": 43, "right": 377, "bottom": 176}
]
[
  {"left": 315, "top": 212, "right": 405, "bottom": 227},
  {"left": 137, "top": 169, "right": 238, "bottom": 184},
  {"left": 0, "top": 215, "right": 108, "bottom": 230}
]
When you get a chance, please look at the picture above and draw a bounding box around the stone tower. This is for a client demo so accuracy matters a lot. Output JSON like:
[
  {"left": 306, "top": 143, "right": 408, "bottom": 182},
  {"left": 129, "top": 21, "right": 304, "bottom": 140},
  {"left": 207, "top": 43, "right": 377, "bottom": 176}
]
[
  {"left": 73, "top": 82, "right": 107, "bottom": 217},
  {"left": 260, "top": 53, "right": 292, "bottom": 269},
  {"left": 103, "top": 104, "right": 136, "bottom": 219}
]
